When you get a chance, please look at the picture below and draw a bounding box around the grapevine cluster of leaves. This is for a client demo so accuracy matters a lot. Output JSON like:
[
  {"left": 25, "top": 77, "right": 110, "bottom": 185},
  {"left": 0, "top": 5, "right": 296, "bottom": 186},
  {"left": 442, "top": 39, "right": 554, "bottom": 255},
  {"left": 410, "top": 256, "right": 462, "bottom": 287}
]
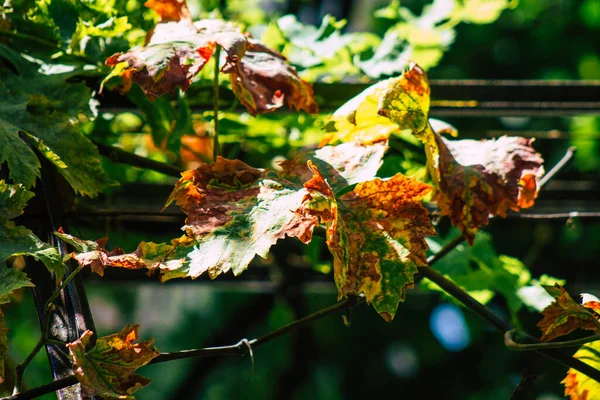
[{"left": 0, "top": 1, "right": 596, "bottom": 399}]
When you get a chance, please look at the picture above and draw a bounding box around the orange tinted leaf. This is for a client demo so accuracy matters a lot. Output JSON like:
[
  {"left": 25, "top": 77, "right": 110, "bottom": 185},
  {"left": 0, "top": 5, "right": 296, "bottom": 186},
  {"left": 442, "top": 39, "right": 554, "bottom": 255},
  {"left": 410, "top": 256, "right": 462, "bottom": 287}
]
[
  {"left": 562, "top": 341, "right": 600, "bottom": 399},
  {"left": 223, "top": 40, "right": 318, "bottom": 115},
  {"left": 145, "top": 0, "right": 190, "bottom": 22},
  {"left": 582, "top": 293, "right": 600, "bottom": 316},
  {"left": 434, "top": 135, "right": 544, "bottom": 245},
  {"left": 67, "top": 325, "right": 159, "bottom": 400},
  {"left": 537, "top": 284, "right": 600, "bottom": 342},
  {"left": 300, "top": 163, "right": 435, "bottom": 320},
  {"left": 55, "top": 230, "right": 186, "bottom": 277}
]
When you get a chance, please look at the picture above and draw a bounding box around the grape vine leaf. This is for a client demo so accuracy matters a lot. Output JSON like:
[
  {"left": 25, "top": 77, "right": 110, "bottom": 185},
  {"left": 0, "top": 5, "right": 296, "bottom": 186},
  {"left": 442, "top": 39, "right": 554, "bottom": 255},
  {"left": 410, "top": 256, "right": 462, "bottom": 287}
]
[
  {"left": 0, "top": 49, "right": 111, "bottom": 196},
  {"left": 301, "top": 162, "right": 435, "bottom": 320},
  {"left": 321, "top": 63, "right": 429, "bottom": 147},
  {"left": 55, "top": 228, "right": 190, "bottom": 277},
  {"left": 537, "top": 284, "right": 600, "bottom": 342},
  {"left": 59, "top": 140, "right": 434, "bottom": 319},
  {"left": 67, "top": 325, "right": 159, "bottom": 400},
  {"left": 104, "top": 0, "right": 318, "bottom": 115},
  {"left": 325, "top": 63, "right": 544, "bottom": 244},
  {"left": 421, "top": 232, "right": 561, "bottom": 314},
  {"left": 434, "top": 135, "right": 544, "bottom": 245},
  {"left": 562, "top": 341, "right": 600, "bottom": 400},
  {"left": 0, "top": 180, "right": 65, "bottom": 281}
]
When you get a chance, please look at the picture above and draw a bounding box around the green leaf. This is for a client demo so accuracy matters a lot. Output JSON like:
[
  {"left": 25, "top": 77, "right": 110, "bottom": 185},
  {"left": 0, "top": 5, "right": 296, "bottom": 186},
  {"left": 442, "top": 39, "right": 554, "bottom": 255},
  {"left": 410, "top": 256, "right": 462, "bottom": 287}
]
[
  {"left": 422, "top": 232, "right": 544, "bottom": 314},
  {"left": 0, "top": 180, "right": 65, "bottom": 280},
  {"left": 0, "top": 264, "right": 35, "bottom": 305},
  {"left": 0, "top": 60, "right": 111, "bottom": 196}
]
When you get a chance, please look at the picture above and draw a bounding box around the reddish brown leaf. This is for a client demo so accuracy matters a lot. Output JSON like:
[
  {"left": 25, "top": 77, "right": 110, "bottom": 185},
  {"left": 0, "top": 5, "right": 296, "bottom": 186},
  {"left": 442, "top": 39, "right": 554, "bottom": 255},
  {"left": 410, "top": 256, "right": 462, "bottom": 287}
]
[
  {"left": 67, "top": 325, "right": 159, "bottom": 399},
  {"left": 538, "top": 284, "right": 600, "bottom": 342},
  {"left": 222, "top": 39, "right": 318, "bottom": 115},
  {"left": 104, "top": 0, "right": 317, "bottom": 113},
  {"left": 434, "top": 135, "right": 544, "bottom": 245}
]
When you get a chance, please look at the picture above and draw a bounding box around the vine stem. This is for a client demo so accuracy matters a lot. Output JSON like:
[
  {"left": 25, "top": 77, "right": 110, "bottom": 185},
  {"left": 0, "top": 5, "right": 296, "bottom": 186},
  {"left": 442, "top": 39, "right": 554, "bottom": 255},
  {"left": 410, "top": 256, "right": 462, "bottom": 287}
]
[
  {"left": 539, "top": 146, "right": 576, "bottom": 189},
  {"left": 506, "top": 330, "right": 600, "bottom": 351},
  {"left": 5, "top": 296, "right": 363, "bottom": 400},
  {"left": 92, "top": 139, "right": 182, "bottom": 177},
  {"left": 12, "top": 264, "right": 85, "bottom": 396},
  {"left": 213, "top": 45, "right": 221, "bottom": 161},
  {"left": 13, "top": 341, "right": 44, "bottom": 395}
]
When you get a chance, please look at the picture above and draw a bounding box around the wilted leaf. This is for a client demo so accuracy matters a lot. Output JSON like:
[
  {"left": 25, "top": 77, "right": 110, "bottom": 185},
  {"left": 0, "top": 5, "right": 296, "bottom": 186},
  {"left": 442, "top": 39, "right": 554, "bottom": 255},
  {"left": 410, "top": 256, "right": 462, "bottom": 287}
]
[
  {"left": 67, "top": 325, "right": 159, "bottom": 400},
  {"left": 538, "top": 284, "right": 600, "bottom": 342},
  {"left": 224, "top": 39, "right": 318, "bottom": 115},
  {"left": 301, "top": 162, "right": 435, "bottom": 320},
  {"left": 562, "top": 341, "right": 600, "bottom": 400},
  {"left": 56, "top": 229, "right": 190, "bottom": 277},
  {"left": 105, "top": 20, "right": 217, "bottom": 101},
  {"left": 0, "top": 181, "right": 65, "bottom": 280},
  {"left": 104, "top": 0, "right": 317, "bottom": 114},
  {"left": 434, "top": 135, "right": 544, "bottom": 245}
]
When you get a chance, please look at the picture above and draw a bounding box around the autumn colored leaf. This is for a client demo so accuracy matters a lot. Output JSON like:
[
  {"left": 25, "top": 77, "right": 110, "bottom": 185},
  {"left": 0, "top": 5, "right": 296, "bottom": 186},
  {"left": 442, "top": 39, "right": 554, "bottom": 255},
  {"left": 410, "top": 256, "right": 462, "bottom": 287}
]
[
  {"left": 562, "top": 341, "right": 600, "bottom": 400},
  {"left": 434, "top": 135, "right": 544, "bottom": 245},
  {"left": 582, "top": 293, "right": 600, "bottom": 316},
  {"left": 55, "top": 229, "right": 187, "bottom": 278},
  {"left": 0, "top": 180, "right": 65, "bottom": 280},
  {"left": 145, "top": 0, "right": 190, "bottom": 22},
  {"left": 223, "top": 39, "right": 318, "bottom": 115},
  {"left": 104, "top": 0, "right": 317, "bottom": 114},
  {"left": 300, "top": 162, "right": 435, "bottom": 320},
  {"left": 537, "top": 284, "right": 600, "bottom": 342},
  {"left": 320, "top": 63, "right": 429, "bottom": 147},
  {"left": 67, "top": 324, "right": 159, "bottom": 400}
]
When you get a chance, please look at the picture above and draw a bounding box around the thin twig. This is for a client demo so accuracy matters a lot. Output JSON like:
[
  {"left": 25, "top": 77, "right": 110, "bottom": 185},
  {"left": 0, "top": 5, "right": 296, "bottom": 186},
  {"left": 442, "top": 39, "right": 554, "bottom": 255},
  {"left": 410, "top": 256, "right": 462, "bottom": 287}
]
[
  {"left": 426, "top": 235, "right": 465, "bottom": 266},
  {"left": 13, "top": 341, "right": 44, "bottom": 395},
  {"left": 92, "top": 139, "right": 182, "bottom": 177},
  {"left": 506, "top": 330, "right": 600, "bottom": 351},
  {"left": 44, "top": 265, "right": 85, "bottom": 314},
  {"left": 539, "top": 146, "right": 576, "bottom": 189},
  {"left": 213, "top": 45, "right": 221, "bottom": 161},
  {"left": 508, "top": 211, "right": 600, "bottom": 219}
]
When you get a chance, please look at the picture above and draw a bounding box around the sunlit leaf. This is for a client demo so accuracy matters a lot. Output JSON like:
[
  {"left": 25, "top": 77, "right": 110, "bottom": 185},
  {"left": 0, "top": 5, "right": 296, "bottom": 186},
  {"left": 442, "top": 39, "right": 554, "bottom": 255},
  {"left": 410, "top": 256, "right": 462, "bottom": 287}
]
[
  {"left": 67, "top": 325, "right": 159, "bottom": 400},
  {"left": 562, "top": 340, "right": 600, "bottom": 400},
  {"left": 538, "top": 284, "right": 600, "bottom": 342},
  {"left": 321, "top": 63, "right": 429, "bottom": 147},
  {"left": 104, "top": 0, "right": 318, "bottom": 114},
  {"left": 434, "top": 135, "right": 544, "bottom": 245},
  {"left": 301, "top": 162, "right": 435, "bottom": 320}
]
